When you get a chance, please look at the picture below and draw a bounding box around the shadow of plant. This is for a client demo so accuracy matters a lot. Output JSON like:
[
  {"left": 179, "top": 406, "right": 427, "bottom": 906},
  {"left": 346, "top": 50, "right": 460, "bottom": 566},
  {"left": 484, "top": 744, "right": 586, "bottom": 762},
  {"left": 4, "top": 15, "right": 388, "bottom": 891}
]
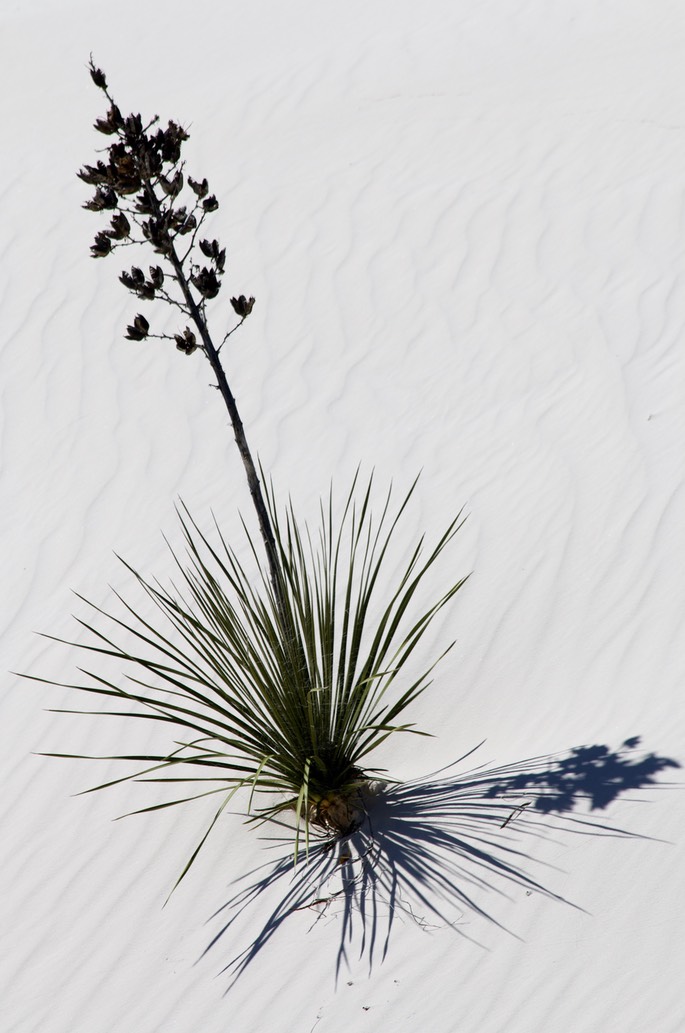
[{"left": 202, "top": 737, "right": 679, "bottom": 987}]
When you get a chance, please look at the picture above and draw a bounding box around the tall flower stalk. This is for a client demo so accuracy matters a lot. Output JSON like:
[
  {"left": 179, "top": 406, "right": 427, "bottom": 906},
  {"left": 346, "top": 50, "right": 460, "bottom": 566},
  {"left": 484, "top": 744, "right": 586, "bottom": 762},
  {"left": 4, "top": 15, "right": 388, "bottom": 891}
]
[{"left": 79, "top": 58, "right": 280, "bottom": 601}]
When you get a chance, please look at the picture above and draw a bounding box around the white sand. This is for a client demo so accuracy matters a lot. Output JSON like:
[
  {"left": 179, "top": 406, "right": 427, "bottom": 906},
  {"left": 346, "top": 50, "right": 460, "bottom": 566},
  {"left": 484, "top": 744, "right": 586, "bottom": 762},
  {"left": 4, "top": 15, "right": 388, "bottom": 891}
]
[{"left": 2, "top": 2, "right": 684, "bottom": 1030}]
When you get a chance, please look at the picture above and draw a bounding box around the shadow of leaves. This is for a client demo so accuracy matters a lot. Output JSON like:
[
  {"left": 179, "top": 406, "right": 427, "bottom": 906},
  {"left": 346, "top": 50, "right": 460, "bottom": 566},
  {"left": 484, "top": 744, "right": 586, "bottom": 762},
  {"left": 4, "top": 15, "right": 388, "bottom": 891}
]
[{"left": 201, "top": 737, "right": 679, "bottom": 988}]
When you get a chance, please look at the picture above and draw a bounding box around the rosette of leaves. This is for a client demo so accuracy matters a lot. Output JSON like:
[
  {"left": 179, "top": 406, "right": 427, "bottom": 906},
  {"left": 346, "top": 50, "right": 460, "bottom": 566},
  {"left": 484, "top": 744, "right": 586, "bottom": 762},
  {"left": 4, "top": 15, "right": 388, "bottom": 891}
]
[{"left": 39, "top": 475, "right": 468, "bottom": 891}]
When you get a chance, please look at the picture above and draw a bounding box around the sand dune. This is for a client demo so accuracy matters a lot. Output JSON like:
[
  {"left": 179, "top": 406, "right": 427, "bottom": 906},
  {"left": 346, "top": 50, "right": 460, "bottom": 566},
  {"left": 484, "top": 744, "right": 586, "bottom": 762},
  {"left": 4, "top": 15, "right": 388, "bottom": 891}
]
[{"left": 2, "top": 2, "right": 684, "bottom": 1031}]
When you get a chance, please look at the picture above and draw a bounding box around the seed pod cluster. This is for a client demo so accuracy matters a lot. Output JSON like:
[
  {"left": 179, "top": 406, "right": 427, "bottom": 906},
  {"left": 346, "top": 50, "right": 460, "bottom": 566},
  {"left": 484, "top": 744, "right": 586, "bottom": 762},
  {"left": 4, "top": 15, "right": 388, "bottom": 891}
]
[{"left": 78, "top": 57, "right": 254, "bottom": 355}]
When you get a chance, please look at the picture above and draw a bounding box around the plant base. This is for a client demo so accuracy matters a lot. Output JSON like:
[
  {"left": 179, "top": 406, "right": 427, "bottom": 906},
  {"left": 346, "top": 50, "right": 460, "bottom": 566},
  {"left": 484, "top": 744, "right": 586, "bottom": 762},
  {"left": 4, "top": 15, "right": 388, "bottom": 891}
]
[{"left": 309, "top": 784, "right": 370, "bottom": 837}]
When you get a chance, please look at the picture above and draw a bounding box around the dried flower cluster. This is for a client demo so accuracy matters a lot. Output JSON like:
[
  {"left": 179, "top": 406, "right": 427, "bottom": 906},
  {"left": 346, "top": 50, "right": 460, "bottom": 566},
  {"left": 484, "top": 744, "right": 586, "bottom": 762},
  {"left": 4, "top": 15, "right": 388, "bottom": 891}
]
[{"left": 78, "top": 56, "right": 254, "bottom": 354}]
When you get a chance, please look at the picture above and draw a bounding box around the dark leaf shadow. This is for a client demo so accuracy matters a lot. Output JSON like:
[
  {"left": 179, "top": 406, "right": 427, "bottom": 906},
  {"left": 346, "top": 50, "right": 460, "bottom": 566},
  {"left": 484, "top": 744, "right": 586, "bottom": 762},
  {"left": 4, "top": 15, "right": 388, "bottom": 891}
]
[{"left": 200, "top": 737, "right": 679, "bottom": 989}]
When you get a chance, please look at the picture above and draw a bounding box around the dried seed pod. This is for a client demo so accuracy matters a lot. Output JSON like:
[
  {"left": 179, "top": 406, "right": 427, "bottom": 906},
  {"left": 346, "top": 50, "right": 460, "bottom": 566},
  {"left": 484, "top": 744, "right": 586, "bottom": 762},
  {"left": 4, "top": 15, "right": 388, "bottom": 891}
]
[
  {"left": 149, "top": 266, "right": 164, "bottom": 289},
  {"left": 91, "top": 231, "right": 113, "bottom": 258},
  {"left": 83, "top": 187, "right": 118, "bottom": 211},
  {"left": 230, "top": 295, "right": 256, "bottom": 318},
  {"left": 159, "top": 171, "right": 183, "bottom": 197},
  {"left": 135, "top": 192, "right": 155, "bottom": 216},
  {"left": 124, "top": 113, "right": 143, "bottom": 137},
  {"left": 108, "top": 212, "right": 131, "bottom": 239},
  {"left": 142, "top": 218, "right": 172, "bottom": 255},
  {"left": 174, "top": 328, "right": 198, "bottom": 354},
  {"left": 158, "top": 120, "right": 189, "bottom": 164},
  {"left": 94, "top": 105, "right": 124, "bottom": 135},
  {"left": 77, "top": 161, "right": 111, "bottom": 186},
  {"left": 191, "top": 268, "right": 221, "bottom": 299},
  {"left": 89, "top": 60, "right": 107, "bottom": 90},
  {"left": 188, "top": 176, "right": 208, "bottom": 198},
  {"left": 125, "top": 314, "right": 150, "bottom": 340}
]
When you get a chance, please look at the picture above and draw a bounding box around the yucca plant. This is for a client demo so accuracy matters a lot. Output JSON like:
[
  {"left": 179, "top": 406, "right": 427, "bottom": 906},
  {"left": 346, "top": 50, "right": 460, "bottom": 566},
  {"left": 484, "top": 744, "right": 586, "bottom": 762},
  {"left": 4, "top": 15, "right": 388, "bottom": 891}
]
[
  {"left": 41, "top": 474, "right": 467, "bottom": 888},
  {"left": 32, "top": 59, "right": 470, "bottom": 892}
]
